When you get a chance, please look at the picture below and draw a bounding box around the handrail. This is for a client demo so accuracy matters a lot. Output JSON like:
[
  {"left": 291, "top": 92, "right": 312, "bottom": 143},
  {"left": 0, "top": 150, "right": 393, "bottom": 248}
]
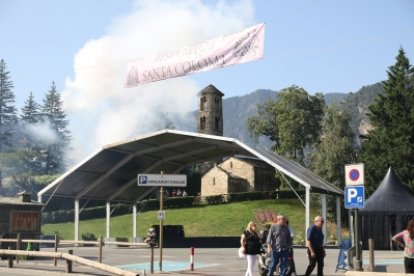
[
  {"left": 0, "top": 249, "right": 140, "bottom": 276},
  {"left": 0, "top": 238, "right": 147, "bottom": 247},
  {"left": 0, "top": 236, "right": 149, "bottom": 267}
]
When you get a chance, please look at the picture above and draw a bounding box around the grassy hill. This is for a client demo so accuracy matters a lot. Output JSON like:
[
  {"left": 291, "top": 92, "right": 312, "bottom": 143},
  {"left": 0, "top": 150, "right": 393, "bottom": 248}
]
[{"left": 42, "top": 198, "right": 346, "bottom": 243}]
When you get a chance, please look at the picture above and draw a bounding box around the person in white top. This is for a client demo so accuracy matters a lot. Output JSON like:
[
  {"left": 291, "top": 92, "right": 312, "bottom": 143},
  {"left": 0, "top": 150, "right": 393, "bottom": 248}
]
[{"left": 392, "top": 218, "right": 414, "bottom": 273}]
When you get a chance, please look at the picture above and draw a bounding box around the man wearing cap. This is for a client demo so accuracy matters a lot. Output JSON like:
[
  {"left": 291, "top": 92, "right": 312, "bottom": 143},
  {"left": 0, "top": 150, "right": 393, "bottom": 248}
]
[{"left": 304, "top": 215, "right": 326, "bottom": 276}]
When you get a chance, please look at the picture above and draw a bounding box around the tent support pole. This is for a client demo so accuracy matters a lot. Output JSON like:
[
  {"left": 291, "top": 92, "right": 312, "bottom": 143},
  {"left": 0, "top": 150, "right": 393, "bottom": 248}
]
[
  {"left": 321, "top": 194, "right": 327, "bottom": 244},
  {"left": 336, "top": 197, "right": 342, "bottom": 244},
  {"left": 74, "top": 199, "right": 79, "bottom": 241},
  {"left": 132, "top": 203, "right": 137, "bottom": 238},
  {"left": 306, "top": 187, "right": 310, "bottom": 237},
  {"left": 106, "top": 201, "right": 111, "bottom": 239}
]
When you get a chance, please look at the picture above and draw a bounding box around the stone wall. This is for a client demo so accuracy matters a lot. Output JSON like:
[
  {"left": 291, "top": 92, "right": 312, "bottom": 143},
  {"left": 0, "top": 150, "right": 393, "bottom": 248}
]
[
  {"left": 201, "top": 167, "right": 229, "bottom": 196},
  {"left": 200, "top": 157, "right": 280, "bottom": 196},
  {"left": 220, "top": 157, "right": 255, "bottom": 189}
]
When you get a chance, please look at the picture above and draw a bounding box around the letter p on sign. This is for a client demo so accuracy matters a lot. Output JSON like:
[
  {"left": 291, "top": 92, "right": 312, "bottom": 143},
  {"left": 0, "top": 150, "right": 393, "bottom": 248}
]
[{"left": 347, "top": 188, "right": 358, "bottom": 200}]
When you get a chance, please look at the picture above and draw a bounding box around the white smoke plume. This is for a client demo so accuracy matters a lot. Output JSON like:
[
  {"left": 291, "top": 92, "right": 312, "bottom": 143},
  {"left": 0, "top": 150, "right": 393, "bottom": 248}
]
[
  {"left": 23, "top": 120, "right": 59, "bottom": 144},
  {"left": 62, "top": 0, "right": 254, "bottom": 164}
]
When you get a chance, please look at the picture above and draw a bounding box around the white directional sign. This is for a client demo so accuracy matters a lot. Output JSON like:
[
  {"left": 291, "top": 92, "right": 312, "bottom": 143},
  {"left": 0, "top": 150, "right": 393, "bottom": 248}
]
[
  {"left": 344, "top": 186, "right": 365, "bottom": 209},
  {"left": 158, "top": 210, "right": 165, "bottom": 221},
  {"left": 345, "top": 164, "right": 365, "bottom": 186},
  {"left": 137, "top": 174, "right": 187, "bottom": 187}
]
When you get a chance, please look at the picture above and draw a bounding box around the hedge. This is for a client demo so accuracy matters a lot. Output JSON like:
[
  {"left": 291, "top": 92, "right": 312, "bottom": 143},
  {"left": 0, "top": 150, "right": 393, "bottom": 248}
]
[{"left": 42, "top": 190, "right": 304, "bottom": 224}]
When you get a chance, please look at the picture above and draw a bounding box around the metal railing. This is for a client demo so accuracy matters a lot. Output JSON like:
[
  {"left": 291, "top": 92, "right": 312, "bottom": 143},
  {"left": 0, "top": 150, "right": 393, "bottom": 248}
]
[
  {"left": 0, "top": 234, "right": 147, "bottom": 275},
  {"left": 0, "top": 248, "right": 140, "bottom": 276}
]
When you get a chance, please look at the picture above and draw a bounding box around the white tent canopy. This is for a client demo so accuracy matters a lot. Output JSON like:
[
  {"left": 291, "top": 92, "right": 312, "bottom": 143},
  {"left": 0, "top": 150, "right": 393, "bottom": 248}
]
[{"left": 38, "top": 129, "right": 343, "bottom": 241}]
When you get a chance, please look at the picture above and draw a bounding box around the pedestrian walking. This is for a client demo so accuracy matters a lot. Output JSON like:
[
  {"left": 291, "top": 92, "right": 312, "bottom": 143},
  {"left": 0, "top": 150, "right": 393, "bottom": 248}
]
[
  {"left": 304, "top": 215, "right": 326, "bottom": 276},
  {"left": 266, "top": 215, "right": 292, "bottom": 276},
  {"left": 392, "top": 218, "right": 414, "bottom": 273},
  {"left": 241, "top": 221, "right": 262, "bottom": 276}
]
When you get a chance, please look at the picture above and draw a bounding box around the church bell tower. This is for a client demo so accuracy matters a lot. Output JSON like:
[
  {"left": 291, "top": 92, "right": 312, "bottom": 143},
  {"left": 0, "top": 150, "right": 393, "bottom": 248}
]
[{"left": 198, "top": 84, "right": 224, "bottom": 136}]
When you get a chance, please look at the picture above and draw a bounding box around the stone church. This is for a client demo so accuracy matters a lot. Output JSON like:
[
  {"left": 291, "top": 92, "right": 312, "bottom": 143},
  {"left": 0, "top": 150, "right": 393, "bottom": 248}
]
[{"left": 198, "top": 84, "right": 279, "bottom": 196}]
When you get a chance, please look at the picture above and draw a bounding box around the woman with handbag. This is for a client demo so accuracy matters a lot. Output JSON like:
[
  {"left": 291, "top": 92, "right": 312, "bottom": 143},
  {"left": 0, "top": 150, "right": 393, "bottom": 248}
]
[{"left": 241, "top": 221, "right": 262, "bottom": 276}]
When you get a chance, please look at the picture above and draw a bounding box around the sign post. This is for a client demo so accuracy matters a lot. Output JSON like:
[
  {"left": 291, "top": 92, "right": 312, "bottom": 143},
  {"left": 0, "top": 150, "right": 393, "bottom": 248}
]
[
  {"left": 137, "top": 172, "right": 187, "bottom": 272},
  {"left": 344, "top": 164, "right": 365, "bottom": 271},
  {"left": 159, "top": 185, "right": 164, "bottom": 271}
]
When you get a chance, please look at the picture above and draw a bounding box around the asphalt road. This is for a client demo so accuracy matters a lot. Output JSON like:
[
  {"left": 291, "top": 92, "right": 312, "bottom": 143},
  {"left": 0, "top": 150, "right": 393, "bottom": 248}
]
[{"left": 0, "top": 246, "right": 407, "bottom": 276}]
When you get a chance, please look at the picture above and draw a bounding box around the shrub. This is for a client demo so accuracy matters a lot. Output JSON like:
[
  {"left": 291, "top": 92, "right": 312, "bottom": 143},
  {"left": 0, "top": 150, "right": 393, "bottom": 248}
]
[{"left": 81, "top": 233, "right": 97, "bottom": 241}]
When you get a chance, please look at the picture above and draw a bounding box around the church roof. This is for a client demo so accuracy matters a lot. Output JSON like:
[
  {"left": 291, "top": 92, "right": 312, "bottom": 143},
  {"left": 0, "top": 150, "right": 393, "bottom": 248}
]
[
  {"left": 230, "top": 155, "right": 275, "bottom": 169},
  {"left": 203, "top": 163, "right": 245, "bottom": 180},
  {"left": 361, "top": 167, "right": 414, "bottom": 213}
]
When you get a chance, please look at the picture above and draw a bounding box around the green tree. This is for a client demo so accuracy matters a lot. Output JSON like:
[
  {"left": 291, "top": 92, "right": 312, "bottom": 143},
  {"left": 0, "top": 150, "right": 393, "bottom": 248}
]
[
  {"left": 20, "top": 92, "right": 43, "bottom": 174},
  {"left": 311, "top": 103, "right": 355, "bottom": 189},
  {"left": 0, "top": 151, "right": 31, "bottom": 195},
  {"left": 360, "top": 48, "right": 414, "bottom": 194},
  {"left": 21, "top": 91, "right": 42, "bottom": 124},
  {"left": 40, "top": 82, "right": 71, "bottom": 174},
  {"left": 248, "top": 85, "right": 325, "bottom": 164},
  {"left": 0, "top": 59, "right": 18, "bottom": 152},
  {"left": 310, "top": 103, "right": 355, "bottom": 221}
]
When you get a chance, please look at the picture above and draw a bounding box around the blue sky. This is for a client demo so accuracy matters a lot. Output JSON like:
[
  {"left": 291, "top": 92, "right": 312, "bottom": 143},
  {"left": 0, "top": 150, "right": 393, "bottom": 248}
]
[{"left": 1, "top": 0, "right": 413, "bottom": 162}]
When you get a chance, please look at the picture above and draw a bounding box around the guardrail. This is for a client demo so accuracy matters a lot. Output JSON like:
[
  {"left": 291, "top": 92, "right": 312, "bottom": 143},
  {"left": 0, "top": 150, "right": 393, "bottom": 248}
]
[
  {"left": 0, "top": 248, "right": 140, "bottom": 276},
  {"left": 0, "top": 235, "right": 147, "bottom": 262},
  {"left": 0, "top": 235, "right": 148, "bottom": 275}
]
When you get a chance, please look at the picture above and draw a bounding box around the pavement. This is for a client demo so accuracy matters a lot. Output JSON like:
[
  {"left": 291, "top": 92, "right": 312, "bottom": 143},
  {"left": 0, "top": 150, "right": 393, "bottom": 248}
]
[{"left": 0, "top": 246, "right": 407, "bottom": 276}]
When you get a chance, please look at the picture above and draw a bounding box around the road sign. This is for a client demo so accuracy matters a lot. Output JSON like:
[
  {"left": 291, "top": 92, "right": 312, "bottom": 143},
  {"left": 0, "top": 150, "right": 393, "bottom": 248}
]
[
  {"left": 345, "top": 164, "right": 365, "bottom": 186},
  {"left": 344, "top": 186, "right": 365, "bottom": 209},
  {"left": 137, "top": 174, "right": 187, "bottom": 187},
  {"left": 158, "top": 210, "right": 165, "bottom": 221}
]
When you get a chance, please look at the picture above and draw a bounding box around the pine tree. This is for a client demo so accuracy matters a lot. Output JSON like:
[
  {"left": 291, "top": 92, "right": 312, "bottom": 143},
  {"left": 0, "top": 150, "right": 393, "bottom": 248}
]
[
  {"left": 360, "top": 48, "right": 414, "bottom": 194},
  {"left": 20, "top": 92, "right": 43, "bottom": 174},
  {"left": 21, "top": 91, "right": 41, "bottom": 124},
  {"left": 0, "top": 59, "right": 18, "bottom": 152},
  {"left": 40, "top": 82, "right": 71, "bottom": 174}
]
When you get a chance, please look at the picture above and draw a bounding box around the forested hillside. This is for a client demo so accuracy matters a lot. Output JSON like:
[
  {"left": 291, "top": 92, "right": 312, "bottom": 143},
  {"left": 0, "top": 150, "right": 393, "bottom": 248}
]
[{"left": 221, "top": 83, "right": 382, "bottom": 149}]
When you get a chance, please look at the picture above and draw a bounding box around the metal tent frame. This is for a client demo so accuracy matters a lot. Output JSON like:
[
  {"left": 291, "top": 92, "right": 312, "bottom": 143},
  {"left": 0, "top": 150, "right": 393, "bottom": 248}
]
[{"left": 38, "top": 129, "right": 343, "bottom": 241}]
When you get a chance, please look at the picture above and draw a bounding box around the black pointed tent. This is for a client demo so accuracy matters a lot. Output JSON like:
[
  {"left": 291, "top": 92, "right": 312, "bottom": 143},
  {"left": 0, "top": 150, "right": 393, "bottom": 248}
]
[{"left": 360, "top": 167, "right": 414, "bottom": 249}]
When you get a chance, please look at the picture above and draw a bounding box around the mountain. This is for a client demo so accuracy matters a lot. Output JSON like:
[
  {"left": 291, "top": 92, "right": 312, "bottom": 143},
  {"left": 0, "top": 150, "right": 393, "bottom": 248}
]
[
  {"left": 223, "top": 89, "right": 275, "bottom": 149},
  {"left": 222, "top": 83, "right": 382, "bottom": 149},
  {"left": 178, "top": 82, "right": 383, "bottom": 150},
  {"left": 341, "top": 82, "right": 383, "bottom": 138}
]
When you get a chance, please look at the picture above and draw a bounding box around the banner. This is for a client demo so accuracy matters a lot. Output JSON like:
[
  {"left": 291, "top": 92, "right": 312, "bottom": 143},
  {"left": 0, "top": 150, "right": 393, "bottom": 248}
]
[{"left": 125, "top": 23, "right": 265, "bottom": 87}]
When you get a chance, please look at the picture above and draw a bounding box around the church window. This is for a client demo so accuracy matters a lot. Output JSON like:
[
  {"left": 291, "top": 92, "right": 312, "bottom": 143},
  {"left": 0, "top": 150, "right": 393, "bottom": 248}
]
[
  {"left": 200, "top": 116, "right": 206, "bottom": 130},
  {"left": 200, "top": 96, "right": 206, "bottom": 111},
  {"left": 215, "top": 117, "right": 220, "bottom": 130}
]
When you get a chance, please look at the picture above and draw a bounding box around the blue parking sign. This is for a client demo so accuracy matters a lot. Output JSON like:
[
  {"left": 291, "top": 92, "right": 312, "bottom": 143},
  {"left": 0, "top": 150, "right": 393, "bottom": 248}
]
[{"left": 344, "top": 186, "right": 365, "bottom": 209}]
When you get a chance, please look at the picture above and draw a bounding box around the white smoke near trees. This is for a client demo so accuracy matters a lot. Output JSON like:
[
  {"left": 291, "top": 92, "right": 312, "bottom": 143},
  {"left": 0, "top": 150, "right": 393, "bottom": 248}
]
[
  {"left": 61, "top": 0, "right": 254, "bottom": 164},
  {"left": 23, "top": 120, "right": 59, "bottom": 144}
]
